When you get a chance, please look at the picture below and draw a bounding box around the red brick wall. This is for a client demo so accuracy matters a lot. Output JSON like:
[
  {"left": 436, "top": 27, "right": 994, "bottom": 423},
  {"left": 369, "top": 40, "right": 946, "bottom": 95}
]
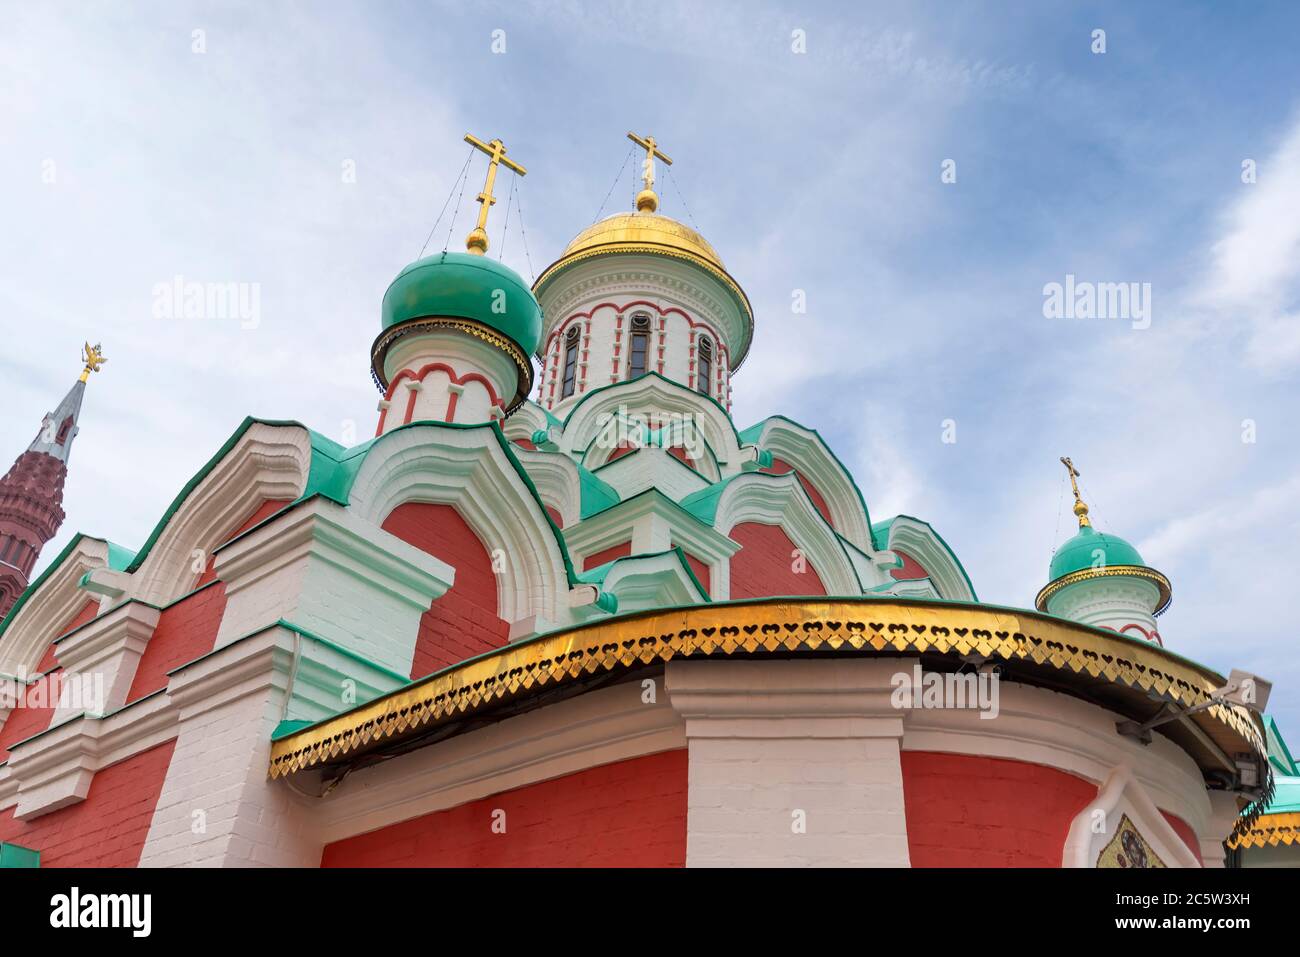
[
  {"left": 682, "top": 552, "right": 711, "bottom": 597},
  {"left": 763, "top": 458, "right": 833, "bottom": 527},
  {"left": 890, "top": 550, "right": 931, "bottom": 581},
  {"left": 320, "top": 750, "right": 688, "bottom": 867},
  {"left": 1162, "top": 810, "right": 1204, "bottom": 864},
  {"left": 382, "top": 502, "right": 509, "bottom": 679},
  {"left": 125, "top": 581, "right": 228, "bottom": 704},
  {"left": 900, "top": 751, "right": 1097, "bottom": 866},
  {"left": 583, "top": 540, "right": 632, "bottom": 572},
  {"left": 728, "top": 522, "right": 827, "bottom": 599},
  {"left": 0, "top": 740, "right": 176, "bottom": 867}
]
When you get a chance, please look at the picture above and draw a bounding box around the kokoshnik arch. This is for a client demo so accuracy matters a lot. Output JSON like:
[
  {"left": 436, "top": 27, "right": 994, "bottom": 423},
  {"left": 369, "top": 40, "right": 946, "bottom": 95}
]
[{"left": 0, "top": 132, "right": 1293, "bottom": 869}]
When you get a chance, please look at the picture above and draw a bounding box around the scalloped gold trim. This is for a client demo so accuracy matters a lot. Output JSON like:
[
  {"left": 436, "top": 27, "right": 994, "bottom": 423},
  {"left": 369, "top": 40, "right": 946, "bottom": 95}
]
[
  {"left": 1228, "top": 811, "right": 1300, "bottom": 849},
  {"left": 370, "top": 316, "right": 534, "bottom": 411},
  {"left": 1035, "top": 564, "right": 1172, "bottom": 615},
  {"left": 269, "top": 597, "right": 1262, "bottom": 779}
]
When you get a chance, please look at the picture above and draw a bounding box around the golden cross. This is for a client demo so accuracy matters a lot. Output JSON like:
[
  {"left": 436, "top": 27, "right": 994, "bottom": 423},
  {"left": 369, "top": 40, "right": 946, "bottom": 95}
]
[
  {"left": 463, "top": 133, "right": 526, "bottom": 256},
  {"left": 79, "top": 342, "right": 107, "bottom": 383},
  {"left": 627, "top": 131, "right": 672, "bottom": 212},
  {"left": 1060, "top": 456, "right": 1091, "bottom": 527}
]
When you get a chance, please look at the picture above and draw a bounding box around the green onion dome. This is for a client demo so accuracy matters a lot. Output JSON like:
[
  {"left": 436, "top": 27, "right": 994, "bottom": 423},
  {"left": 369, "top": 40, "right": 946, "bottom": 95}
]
[
  {"left": 370, "top": 252, "right": 542, "bottom": 410},
  {"left": 380, "top": 252, "right": 542, "bottom": 355},
  {"left": 1048, "top": 524, "right": 1145, "bottom": 580}
]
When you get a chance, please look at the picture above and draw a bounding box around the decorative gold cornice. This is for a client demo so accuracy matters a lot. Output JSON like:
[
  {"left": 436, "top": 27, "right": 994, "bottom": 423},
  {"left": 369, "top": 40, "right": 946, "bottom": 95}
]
[
  {"left": 1228, "top": 811, "right": 1300, "bottom": 849},
  {"left": 369, "top": 316, "right": 534, "bottom": 413},
  {"left": 268, "top": 598, "right": 1263, "bottom": 779},
  {"left": 1035, "top": 564, "right": 1172, "bottom": 615}
]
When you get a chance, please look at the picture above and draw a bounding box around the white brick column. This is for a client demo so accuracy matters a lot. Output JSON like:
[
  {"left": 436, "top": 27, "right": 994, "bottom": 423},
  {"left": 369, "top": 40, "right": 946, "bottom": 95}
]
[
  {"left": 666, "top": 658, "right": 911, "bottom": 867},
  {"left": 138, "top": 627, "right": 317, "bottom": 867}
]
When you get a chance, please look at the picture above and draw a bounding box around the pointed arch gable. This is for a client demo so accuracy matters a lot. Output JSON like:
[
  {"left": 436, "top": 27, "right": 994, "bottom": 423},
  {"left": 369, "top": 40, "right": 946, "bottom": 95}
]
[
  {"left": 344, "top": 424, "right": 573, "bottom": 625},
  {"left": 557, "top": 375, "right": 740, "bottom": 473},
  {"left": 877, "top": 515, "right": 976, "bottom": 602},
  {"left": 0, "top": 535, "right": 108, "bottom": 677},
  {"left": 709, "top": 473, "right": 860, "bottom": 597},
  {"left": 129, "top": 421, "right": 312, "bottom": 606},
  {"left": 742, "top": 417, "right": 874, "bottom": 552},
  {"left": 510, "top": 446, "right": 583, "bottom": 529}
]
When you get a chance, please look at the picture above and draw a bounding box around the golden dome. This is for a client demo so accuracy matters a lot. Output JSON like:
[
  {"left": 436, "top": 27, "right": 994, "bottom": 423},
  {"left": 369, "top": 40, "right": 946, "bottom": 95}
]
[{"left": 557, "top": 210, "right": 726, "bottom": 272}]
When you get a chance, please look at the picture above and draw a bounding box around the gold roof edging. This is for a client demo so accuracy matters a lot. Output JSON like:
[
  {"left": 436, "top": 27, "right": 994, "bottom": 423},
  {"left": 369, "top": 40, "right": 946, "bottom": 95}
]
[{"left": 268, "top": 598, "right": 1263, "bottom": 780}]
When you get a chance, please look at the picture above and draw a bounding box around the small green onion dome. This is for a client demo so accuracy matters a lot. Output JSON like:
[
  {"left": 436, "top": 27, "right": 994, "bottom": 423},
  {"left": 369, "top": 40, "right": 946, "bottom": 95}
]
[
  {"left": 1048, "top": 524, "right": 1145, "bottom": 580},
  {"left": 381, "top": 251, "right": 542, "bottom": 356}
]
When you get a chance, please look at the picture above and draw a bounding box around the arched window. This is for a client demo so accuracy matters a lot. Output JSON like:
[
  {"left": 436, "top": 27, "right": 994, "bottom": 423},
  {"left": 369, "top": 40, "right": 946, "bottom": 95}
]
[
  {"left": 628, "top": 314, "right": 650, "bottom": 380},
  {"left": 696, "top": 336, "right": 712, "bottom": 395},
  {"left": 55, "top": 416, "right": 74, "bottom": 445},
  {"left": 561, "top": 325, "right": 581, "bottom": 398}
]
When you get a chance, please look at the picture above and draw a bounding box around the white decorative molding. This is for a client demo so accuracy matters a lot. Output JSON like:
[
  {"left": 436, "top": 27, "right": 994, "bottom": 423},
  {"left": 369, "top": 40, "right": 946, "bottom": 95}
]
[
  {"left": 0, "top": 536, "right": 108, "bottom": 678},
  {"left": 1063, "top": 765, "right": 1202, "bottom": 868},
  {"left": 712, "top": 472, "right": 861, "bottom": 597},
  {"left": 344, "top": 424, "right": 572, "bottom": 627},
  {"left": 879, "top": 516, "right": 975, "bottom": 602},
  {"left": 510, "top": 446, "right": 583, "bottom": 528},
  {"left": 744, "top": 417, "right": 875, "bottom": 553},
  {"left": 130, "top": 422, "right": 313, "bottom": 607},
  {"left": 3, "top": 690, "right": 176, "bottom": 820},
  {"left": 592, "top": 446, "right": 711, "bottom": 503},
  {"left": 597, "top": 552, "right": 708, "bottom": 612},
  {"left": 212, "top": 497, "right": 454, "bottom": 678},
  {"left": 51, "top": 600, "right": 162, "bottom": 721}
]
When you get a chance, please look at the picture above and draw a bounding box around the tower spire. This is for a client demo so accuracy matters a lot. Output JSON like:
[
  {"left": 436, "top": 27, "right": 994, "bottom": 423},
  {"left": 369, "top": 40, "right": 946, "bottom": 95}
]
[
  {"left": 0, "top": 348, "right": 105, "bottom": 620},
  {"left": 1060, "top": 456, "right": 1091, "bottom": 528},
  {"left": 462, "top": 133, "right": 526, "bottom": 256},
  {"left": 627, "top": 131, "right": 672, "bottom": 214}
]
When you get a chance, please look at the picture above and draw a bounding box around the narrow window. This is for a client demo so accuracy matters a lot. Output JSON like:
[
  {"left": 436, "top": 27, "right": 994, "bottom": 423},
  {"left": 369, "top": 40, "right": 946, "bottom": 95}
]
[
  {"left": 628, "top": 314, "right": 650, "bottom": 379},
  {"left": 561, "top": 325, "right": 580, "bottom": 398},
  {"left": 696, "top": 336, "right": 712, "bottom": 395}
]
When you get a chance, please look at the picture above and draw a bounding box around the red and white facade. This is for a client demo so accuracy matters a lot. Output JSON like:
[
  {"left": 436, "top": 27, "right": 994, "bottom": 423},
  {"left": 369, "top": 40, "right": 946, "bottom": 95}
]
[{"left": 0, "top": 198, "right": 1271, "bottom": 869}]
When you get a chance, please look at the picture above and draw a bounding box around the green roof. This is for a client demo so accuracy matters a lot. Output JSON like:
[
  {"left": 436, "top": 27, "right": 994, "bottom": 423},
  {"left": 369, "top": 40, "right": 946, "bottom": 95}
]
[
  {"left": 381, "top": 251, "right": 542, "bottom": 356},
  {"left": 1048, "top": 524, "right": 1146, "bottom": 580}
]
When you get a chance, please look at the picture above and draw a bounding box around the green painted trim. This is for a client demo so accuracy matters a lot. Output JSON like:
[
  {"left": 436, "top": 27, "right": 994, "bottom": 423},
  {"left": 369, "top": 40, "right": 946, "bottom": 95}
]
[
  {"left": 1265, "top": 716, "right": 1299, "bottom": 776},
  {"left": 0, "top": 533, "right": 108, "bottom": 645},
  {"left": 0, "top": 842, "right": 40, "bottom": 868},
  {"left": 877, "top": 513, "right": 978, "bottom": 602},
  {"left": 741, "top": 414, "right": 879, "bottom": 550},
  {"left": 575, "top": 546, "right": 712, "bottom": 602},
  {"left": 272, "top": 719, "right": 313, "bottom": 741},
  {"left": 165, "top": 618, "right": 409, "bottom": 685},
  {"left": 124, "top": 416, "right": 305, "bottom": 574}
]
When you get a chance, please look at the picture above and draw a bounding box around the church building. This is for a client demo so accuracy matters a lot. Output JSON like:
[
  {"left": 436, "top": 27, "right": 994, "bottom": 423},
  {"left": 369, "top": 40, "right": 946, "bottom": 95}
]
[{"left": 0, "top": 133, "right": 1290, "bottom": 868}]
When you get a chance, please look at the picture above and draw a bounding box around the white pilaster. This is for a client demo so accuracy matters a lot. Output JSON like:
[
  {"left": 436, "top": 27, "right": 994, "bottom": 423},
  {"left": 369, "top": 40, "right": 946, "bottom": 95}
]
[{"left": 666, "top": 658, "right": 911, "bottom": 867}]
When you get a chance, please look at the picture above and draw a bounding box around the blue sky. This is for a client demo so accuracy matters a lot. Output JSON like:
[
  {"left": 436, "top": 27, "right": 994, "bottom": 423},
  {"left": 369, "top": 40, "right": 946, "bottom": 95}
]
[{"left": 2, "top": 1, "right": 1298, "bottom": 732}]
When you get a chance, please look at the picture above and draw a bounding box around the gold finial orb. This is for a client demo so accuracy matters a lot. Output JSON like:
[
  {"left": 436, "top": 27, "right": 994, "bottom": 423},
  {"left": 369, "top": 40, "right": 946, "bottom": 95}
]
[
  {"left": 1073, "top": 498, "right": 1091, "bottom": 527},
  {"left": 466, "top": 226, "right": 490, "bottom": 255},
  {"left": 635, "top": 188, "right": 659, "bottom": 213}
]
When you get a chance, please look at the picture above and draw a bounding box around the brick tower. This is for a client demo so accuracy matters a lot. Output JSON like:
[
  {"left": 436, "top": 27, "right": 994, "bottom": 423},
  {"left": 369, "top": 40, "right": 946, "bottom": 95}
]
[{"left": 0, "top": 344, "right": 105, "bottom": 620}]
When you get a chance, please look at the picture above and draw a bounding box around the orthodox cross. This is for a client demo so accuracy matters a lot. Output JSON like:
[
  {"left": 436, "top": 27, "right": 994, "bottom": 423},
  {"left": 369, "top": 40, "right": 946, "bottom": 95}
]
[
  {"left": 1060, "top": 456, "right": 1091, "bottom": 528},
  {"left": 627, "top": 131, "right": 672, "bottom": 191},
  {"left": 463, "top": 133, "right": 526, "bottom": 255}
]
